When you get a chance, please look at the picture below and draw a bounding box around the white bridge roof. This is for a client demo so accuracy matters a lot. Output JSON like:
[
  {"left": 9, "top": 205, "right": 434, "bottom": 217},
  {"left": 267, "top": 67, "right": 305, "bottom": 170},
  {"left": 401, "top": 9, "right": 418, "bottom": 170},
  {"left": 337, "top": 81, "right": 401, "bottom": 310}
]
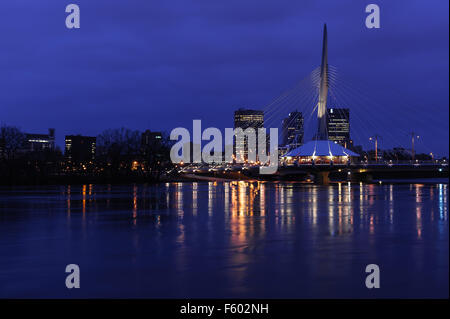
[{"left": 283, "top": 140, "right": 359, "bottom": 157}]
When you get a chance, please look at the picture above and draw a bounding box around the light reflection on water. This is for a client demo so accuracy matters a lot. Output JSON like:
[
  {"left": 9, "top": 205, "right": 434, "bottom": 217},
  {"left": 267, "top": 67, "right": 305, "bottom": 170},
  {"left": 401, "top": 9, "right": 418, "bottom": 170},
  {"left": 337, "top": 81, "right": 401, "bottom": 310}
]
[{"left": 0, "top": 182, "right": 448, "bottom": 298}]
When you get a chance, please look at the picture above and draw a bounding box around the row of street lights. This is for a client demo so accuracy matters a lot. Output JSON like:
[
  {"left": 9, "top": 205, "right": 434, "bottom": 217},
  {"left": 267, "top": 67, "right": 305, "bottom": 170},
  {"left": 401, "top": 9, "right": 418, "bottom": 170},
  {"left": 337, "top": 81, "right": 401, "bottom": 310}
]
[{"left": 369, "top": 133, "right": 424, "bottom": 163}]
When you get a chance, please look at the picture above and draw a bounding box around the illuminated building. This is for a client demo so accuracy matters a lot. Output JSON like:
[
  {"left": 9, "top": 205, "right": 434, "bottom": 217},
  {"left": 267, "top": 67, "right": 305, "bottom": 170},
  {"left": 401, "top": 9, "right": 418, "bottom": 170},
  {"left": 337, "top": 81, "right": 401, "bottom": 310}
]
[
  {"left": 65, "top": 135, "right": 96, "bottom": 163},
  {"left": 283, "top": 140, "right": 358, "bottom": 165},
  {"left": 233, "top": 109, "right": 265, "bottom": 161},
  {"left": 141, "top": 130, "right": 165, "bottom": 165},
  {"left": 327, "top": 108, "right": 350, "bottom": 147},
  {"left": 24, "top": 128, "right": 55, "bottom": 152},
  {"left": 282, "top": 111, "right": 304, "bottom": 149},
  {"left": 141, "top": 130, "right": 162, "bottom": 151}
]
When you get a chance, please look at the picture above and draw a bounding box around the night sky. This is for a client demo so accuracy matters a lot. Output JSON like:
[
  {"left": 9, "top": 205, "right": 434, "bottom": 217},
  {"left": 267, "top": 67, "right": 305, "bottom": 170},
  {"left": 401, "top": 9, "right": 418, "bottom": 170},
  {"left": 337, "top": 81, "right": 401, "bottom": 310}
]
[{"left": 0, "top": 0, "right": 448, "bottom": 155}]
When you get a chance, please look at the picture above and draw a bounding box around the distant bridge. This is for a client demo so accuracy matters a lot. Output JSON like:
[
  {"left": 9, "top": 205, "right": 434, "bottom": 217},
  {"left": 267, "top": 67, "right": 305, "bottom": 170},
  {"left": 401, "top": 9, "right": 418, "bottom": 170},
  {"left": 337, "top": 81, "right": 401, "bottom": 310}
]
[
  {"left": 181, "top": 162, "right": 449, "bottom": 184},
  {"left": 275, "top": 163, "right": 449, "bottom": 184}
]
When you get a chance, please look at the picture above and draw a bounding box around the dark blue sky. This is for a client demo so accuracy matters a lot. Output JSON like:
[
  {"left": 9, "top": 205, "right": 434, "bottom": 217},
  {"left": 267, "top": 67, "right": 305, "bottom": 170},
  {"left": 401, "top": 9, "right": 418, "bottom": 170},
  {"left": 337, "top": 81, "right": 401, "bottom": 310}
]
[{"left": 0, "top": 0, "right": 448, "bottom": 155}]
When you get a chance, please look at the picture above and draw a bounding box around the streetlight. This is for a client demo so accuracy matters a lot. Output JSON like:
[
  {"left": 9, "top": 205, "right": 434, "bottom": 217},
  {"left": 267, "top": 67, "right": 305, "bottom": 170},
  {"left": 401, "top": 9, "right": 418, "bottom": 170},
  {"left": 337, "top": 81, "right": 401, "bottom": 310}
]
[
  {"left": 369, "top": 135, "right": 381, "bottom": 163},
  {"left": 410, "top": 132, "right": 420, "bottom": 161}
]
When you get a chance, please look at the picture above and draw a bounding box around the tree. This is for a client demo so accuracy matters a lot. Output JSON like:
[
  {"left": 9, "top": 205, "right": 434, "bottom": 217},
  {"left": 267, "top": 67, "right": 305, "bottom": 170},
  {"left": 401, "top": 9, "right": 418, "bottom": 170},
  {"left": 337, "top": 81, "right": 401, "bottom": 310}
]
[
  {"left": 97, "top": 128, "right": 141, "bottom": 176},
  {"left": 0, "top": 125, "right": 26, "bottom": 160}
]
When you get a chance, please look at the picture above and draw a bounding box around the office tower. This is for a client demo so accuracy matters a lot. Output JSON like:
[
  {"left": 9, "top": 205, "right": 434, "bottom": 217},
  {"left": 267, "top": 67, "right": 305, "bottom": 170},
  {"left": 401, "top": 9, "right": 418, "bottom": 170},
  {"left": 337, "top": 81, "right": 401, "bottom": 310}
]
[
  {"left": 65, "top": 135, "right": 96, "bottom": 163},
  {"left": 141, "top": 131, "right": 163, "bottom": 152},
  {"left": 141, "top": 130, "right": 165, "bottom": 161},
  {"left": 233, "top": 109, "right": 264, "bottom": 161},
  {"left": 327, "top": 108, "right": 350, "bottom": 147},
  {"left": 282, "top": 111, "right": 304, "bottom": 149}
]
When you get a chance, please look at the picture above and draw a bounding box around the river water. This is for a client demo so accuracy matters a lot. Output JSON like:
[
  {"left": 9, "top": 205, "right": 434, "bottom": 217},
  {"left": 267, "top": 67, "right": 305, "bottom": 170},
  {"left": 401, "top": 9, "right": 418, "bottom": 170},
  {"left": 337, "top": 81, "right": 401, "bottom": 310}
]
[{"left": 0, "top": 181, "right": 448, "bottom": 298}]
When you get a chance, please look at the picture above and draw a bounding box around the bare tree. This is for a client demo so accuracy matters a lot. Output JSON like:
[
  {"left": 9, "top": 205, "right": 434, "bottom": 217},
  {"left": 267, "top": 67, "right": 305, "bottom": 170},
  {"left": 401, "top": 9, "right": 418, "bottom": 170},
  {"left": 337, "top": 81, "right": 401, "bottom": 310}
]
[
  {"left": 0, "top": 125, "right": 26, "bottom": 160},
  {"left": 97, "top": 128, "right": 141, "bottom": 174}
]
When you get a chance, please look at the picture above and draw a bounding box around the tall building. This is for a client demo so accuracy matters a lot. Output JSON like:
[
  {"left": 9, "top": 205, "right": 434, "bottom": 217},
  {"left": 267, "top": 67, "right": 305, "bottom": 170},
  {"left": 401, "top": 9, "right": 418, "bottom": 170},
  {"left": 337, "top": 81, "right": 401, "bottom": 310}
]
[
  {"left": 65, "top": 135, "right": 96, "bottom": 163},
  {"left": 233, "top": 109, "right": 264, "bottom": 161},
  {"left": 282, "top": 111, "right": 304, "bottom": 149},
  {"left": 24, "top": 128, "right": 55, "bottom": 152},
  {"left": 141, "top": 131, "right": 163, "bottom": 150},
  {"left": 141, "top": 130, "right": 164, "bottom": 159},
  {"left": 326, "top": 108, "right": 350, "bottom": 147}
]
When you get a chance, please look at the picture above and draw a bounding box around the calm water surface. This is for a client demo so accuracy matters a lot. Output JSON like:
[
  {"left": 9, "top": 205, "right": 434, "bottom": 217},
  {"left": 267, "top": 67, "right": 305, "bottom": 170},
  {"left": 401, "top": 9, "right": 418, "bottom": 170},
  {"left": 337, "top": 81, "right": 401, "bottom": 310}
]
[{"left": 0, "top": 182, "right": 448, "bottom": 298}]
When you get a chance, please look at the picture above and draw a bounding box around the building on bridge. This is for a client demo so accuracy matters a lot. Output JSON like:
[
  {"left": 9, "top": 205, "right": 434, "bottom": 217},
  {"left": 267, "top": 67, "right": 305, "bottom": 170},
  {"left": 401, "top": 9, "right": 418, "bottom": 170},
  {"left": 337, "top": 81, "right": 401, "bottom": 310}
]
[{"left": 282, "top": 140, "right": 358, "bottom": 165}]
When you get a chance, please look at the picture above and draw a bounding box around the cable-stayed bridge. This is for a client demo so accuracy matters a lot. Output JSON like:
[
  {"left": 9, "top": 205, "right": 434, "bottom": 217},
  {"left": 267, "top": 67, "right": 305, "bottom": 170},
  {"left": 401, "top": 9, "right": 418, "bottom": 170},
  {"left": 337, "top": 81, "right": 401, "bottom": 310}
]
[
  {"left": 178, "top": 24, "right": 449, "bottom": 183},
  {"left": 258, "top": 24, "right": 446, "bottom": 156}
]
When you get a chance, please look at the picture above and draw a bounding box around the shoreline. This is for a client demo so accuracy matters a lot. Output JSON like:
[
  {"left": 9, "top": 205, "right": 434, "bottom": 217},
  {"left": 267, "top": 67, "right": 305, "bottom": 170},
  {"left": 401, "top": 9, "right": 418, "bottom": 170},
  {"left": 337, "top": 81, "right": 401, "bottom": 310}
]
[{"left": 0, "top": 176, "right": 448, "bottom": 188}]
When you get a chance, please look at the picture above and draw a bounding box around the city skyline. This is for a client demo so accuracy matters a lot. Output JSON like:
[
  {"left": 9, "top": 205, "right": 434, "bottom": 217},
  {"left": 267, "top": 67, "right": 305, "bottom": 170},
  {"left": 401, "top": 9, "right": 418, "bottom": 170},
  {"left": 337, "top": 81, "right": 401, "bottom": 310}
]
[
  {"left": 0, "top": 1, "right": 448, "bottom": 156},
  {"left": 0, "top": 1, "right": 448, "bottom": 302}
]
